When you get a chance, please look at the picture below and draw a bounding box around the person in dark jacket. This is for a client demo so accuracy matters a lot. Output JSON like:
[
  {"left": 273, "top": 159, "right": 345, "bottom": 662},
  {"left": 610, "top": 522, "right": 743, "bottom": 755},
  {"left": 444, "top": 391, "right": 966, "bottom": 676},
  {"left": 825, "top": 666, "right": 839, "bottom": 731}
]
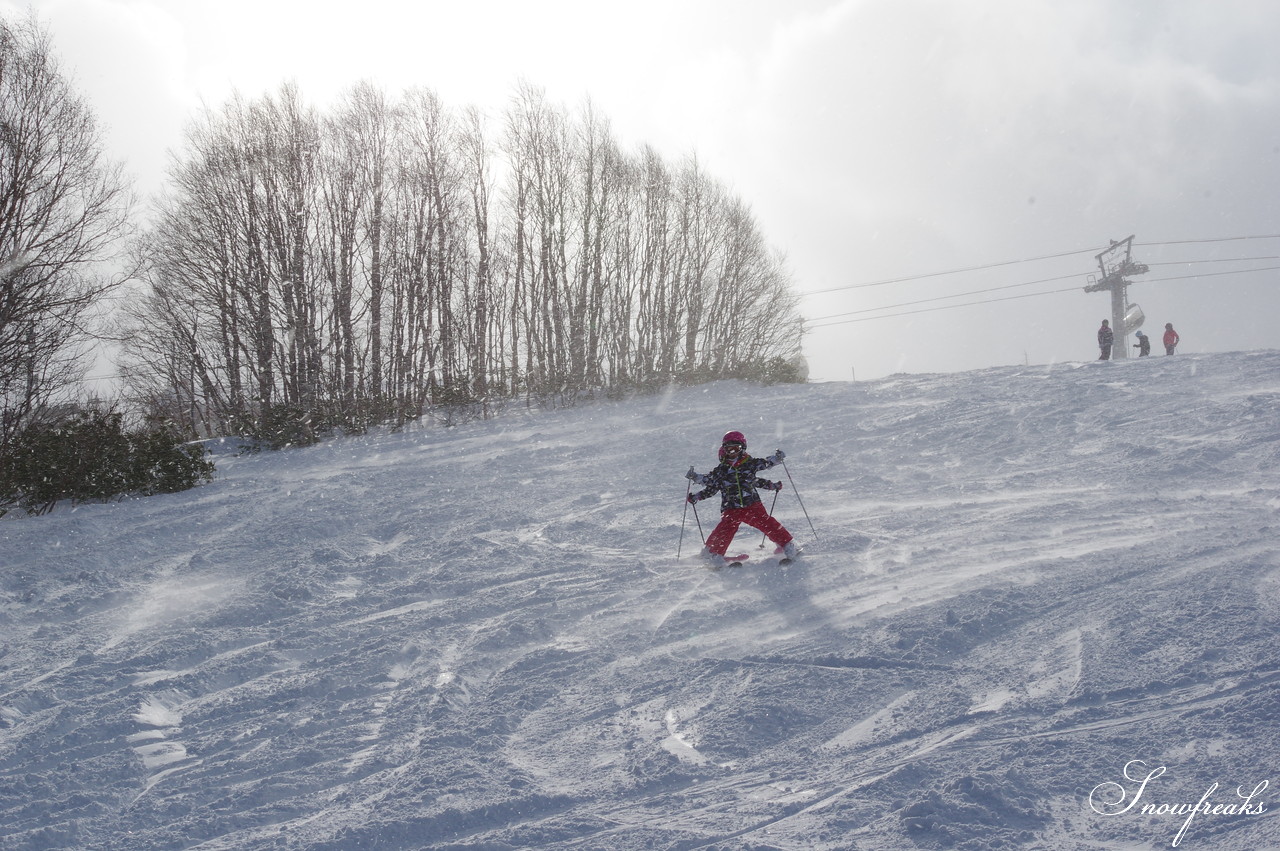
[
  {"left": 1098, "top": 320, "right": 1114, "bottom": 360},
  {"left": 686, "top": 431, "right": 799, "bottom": 567},
  {"left": 1133, "top": 330, "right": 1150, "bottom": 357}
]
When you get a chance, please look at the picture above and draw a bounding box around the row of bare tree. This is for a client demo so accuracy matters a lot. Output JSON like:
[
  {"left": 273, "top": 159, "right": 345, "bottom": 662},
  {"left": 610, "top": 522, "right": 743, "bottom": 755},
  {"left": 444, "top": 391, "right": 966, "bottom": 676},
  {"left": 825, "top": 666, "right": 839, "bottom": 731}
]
[{"left": 119, "top": 81, "right": 803, "bottom": 440}]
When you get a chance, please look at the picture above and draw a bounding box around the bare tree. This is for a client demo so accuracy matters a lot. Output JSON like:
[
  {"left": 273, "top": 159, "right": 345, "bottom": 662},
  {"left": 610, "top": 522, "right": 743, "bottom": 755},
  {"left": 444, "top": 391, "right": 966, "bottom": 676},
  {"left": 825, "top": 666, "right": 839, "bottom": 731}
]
[
  {"left": 0, "top": 13, "right": 134, "bottom": 449},
  {"left": 458, "top": 105, "right": 495, "bottom": 403},
  {"left": 319, "top": 81, "right": 395, "bottom": 426},
  {"left": 633, "top": 144, "right": 674, "bottom": 381},
  {"left": 121, "top": 87, "right": 319, "bottom": 440},
  {"left": 253, "top": 83, "right": 322, "bottom": 416},
  {"left": 673, "top": 156, "right": 725, "bottom": 371}
]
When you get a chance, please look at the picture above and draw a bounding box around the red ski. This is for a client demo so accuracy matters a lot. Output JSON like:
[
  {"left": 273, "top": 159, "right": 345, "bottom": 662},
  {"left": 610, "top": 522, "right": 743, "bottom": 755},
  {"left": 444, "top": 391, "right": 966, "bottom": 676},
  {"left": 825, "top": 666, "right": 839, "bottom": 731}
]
[
  {"left": 706, "top": 552, "right": 796, "bottom": 570},
  {"left": 704, "top": 553, "right": 751, "bottom": 570}
]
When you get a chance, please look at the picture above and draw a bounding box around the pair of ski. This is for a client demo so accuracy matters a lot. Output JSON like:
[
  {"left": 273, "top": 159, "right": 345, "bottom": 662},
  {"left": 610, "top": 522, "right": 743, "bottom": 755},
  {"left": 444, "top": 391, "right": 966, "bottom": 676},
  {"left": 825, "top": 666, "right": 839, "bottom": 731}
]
[{"left": 712, "top": 552, "right": 793, "bottom": 570}]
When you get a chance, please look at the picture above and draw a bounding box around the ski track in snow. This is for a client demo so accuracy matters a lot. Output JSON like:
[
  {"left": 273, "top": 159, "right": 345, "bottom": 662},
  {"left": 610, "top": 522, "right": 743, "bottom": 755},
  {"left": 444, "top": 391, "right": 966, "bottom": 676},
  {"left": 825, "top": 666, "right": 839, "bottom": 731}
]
[{"left": 2, "top": 351, "right": 1280, "bottom": 849}]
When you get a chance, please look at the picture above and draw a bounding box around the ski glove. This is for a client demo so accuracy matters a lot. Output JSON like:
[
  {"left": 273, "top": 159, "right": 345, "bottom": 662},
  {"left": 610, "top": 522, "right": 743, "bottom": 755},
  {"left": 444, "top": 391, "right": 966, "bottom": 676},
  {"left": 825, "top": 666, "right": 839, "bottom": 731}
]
[
  {"left": 762, "top": 480, "right": 783, "bottom": 491},
  {"left": 687, "top": 493, "right": 701, "bottom": 504},
  {"left": 765, "top": 449, "right": 785, "bottom": 464},
  {"left": 685, "top": 466, "right": 698, "bottom": 481}
]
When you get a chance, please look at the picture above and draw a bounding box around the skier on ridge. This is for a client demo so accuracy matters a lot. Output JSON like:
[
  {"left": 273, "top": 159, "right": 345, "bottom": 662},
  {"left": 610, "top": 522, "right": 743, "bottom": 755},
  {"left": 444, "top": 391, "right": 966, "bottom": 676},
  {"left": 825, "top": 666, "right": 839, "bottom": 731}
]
[
  {"left": 685, "top": 431, "right": 801, "bottom": 568},
  {"left": 1097, "top": 319, "right": 1114, "bottom": 361}
]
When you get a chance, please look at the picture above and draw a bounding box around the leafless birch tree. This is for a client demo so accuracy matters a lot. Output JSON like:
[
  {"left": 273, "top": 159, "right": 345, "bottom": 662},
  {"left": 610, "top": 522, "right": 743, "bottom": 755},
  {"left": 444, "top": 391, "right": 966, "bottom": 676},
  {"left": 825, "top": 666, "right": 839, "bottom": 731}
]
[{"left": 0, "top": 13, "right": 134, "bottom": 449}]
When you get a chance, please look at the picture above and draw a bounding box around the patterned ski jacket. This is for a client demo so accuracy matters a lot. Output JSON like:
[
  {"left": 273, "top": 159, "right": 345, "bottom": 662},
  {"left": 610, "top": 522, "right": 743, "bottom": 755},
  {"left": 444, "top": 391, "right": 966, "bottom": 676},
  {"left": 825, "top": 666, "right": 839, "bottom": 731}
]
[{"left": 690, "top": 454, "right": 781, "bottom": 511}]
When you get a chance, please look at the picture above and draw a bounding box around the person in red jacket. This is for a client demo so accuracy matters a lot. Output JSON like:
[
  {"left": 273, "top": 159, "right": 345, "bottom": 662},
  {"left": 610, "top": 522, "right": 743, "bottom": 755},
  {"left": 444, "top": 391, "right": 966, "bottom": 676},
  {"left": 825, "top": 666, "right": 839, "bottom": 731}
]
[
  {"left": 686, "top": 431, "right": 800, "bottom": 568},
  {"left": 1163, "top": 323, "right": 1180, "bottom": 355}
]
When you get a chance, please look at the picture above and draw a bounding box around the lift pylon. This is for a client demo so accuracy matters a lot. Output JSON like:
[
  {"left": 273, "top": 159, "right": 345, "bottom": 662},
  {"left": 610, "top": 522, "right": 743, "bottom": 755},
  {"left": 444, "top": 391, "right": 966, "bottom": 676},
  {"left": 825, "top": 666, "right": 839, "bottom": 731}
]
[{"left": 1084, "top": 235, "right": 1149, "bottom": 359}]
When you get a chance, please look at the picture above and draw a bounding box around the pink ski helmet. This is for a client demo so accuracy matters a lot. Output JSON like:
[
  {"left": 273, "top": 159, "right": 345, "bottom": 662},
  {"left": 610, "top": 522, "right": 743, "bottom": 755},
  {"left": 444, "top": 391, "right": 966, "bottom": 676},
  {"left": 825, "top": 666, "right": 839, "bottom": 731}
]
[{"left": 719, "top": 431, "right": 747, "bottom": 462}]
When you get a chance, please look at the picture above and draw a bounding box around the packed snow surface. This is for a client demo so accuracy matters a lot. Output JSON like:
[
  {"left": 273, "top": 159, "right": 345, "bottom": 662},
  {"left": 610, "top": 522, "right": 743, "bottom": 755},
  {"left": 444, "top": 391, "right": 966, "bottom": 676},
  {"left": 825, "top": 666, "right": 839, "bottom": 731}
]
[{"left": 3, "top": 351, "right": 1279, "bottom": 850}]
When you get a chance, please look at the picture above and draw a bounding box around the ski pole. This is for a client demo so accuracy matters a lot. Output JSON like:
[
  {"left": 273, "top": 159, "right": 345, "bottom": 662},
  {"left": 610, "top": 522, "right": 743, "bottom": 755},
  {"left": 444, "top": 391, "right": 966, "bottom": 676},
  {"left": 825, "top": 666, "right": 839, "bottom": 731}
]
[
  {"left": 759, "top": 488, "right": 780, "bottom": 548},
  {"left": 678, "top": 478, "right": 692, "bottom": 558},
  {"left": 781, "top": 459, "right": 818, "bottom": 540}
]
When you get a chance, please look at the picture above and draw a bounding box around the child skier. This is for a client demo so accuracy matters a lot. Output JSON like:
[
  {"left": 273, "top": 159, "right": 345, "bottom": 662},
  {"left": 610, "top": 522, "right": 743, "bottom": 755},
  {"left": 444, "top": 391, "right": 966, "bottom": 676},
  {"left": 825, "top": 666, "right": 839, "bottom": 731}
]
[{"left": 685, "top": 431, "right": 800, "bottom": 568}]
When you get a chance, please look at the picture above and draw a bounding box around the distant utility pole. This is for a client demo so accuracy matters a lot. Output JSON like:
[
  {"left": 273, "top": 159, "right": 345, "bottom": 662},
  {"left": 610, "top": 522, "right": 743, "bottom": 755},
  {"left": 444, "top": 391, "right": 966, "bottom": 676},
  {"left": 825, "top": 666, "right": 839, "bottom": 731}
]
[{"left": 1084, "top": 235, "right": 1149, "bottom": 359}]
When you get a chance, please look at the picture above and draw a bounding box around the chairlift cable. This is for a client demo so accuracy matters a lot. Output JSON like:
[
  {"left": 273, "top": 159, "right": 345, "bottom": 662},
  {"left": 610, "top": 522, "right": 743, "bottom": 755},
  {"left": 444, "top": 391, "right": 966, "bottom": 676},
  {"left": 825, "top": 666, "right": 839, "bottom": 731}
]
[{"left": 804, "top": 264, "right": 1280, "bottom": 329}]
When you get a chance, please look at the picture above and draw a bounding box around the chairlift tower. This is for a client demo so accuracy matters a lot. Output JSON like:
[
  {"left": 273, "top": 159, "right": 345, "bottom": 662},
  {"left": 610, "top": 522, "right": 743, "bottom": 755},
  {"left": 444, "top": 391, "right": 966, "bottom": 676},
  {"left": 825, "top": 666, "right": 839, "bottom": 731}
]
[{"left": 1084, "top": 235, "right": 1149, "bottom": 359}]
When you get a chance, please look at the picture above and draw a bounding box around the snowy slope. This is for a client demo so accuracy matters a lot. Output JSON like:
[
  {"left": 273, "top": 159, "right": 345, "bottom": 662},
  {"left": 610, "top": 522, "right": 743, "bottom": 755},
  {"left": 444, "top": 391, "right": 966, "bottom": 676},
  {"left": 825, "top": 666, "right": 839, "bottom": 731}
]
[{"left": 3, "top": 351, "right": 1279, "bottom": 850}]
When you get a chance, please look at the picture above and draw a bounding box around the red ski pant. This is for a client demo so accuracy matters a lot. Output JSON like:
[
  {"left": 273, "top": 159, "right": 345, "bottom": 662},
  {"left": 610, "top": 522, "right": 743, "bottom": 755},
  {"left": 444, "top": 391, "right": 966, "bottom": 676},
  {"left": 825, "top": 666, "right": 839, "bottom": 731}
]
[{"left": 706, "top": 501, "right": 792, "bottom": 555}]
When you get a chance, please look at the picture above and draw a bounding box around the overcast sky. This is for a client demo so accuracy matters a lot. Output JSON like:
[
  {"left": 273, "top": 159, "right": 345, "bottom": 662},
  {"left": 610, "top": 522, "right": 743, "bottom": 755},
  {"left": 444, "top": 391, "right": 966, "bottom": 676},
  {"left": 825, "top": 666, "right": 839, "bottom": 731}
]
[{"left": 17, "top": 0, "right": 1280, "bottom": 381}]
